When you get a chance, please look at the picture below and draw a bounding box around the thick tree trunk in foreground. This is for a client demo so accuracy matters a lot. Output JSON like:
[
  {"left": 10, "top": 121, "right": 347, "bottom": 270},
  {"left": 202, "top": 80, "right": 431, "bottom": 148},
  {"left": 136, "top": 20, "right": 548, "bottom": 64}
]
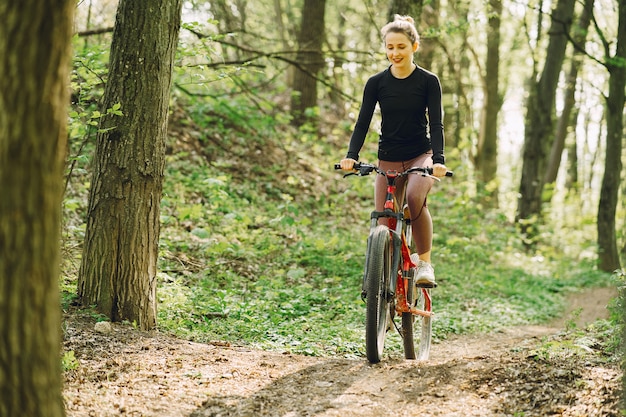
[{"left": 0, "top": 1, "right": 74, "bottom": 416}]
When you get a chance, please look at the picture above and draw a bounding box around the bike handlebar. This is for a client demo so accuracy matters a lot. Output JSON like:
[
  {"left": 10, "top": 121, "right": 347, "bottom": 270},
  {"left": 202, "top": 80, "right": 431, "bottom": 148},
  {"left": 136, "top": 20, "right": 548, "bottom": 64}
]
[{"left": 334, "top": 162, "right": 453, "bottom": 178}]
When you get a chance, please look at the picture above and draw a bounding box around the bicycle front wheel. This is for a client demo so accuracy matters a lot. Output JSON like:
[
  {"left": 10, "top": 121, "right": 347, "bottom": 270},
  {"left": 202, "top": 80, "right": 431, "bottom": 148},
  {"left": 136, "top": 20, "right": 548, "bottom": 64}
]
[{"left": 364, "top": 225, "right": 393, "bottom": 363}]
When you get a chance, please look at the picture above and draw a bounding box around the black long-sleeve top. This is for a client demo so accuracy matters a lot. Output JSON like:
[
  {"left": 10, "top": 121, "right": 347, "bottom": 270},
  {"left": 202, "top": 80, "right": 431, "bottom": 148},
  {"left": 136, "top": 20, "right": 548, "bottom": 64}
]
[{"left": 346, "top": 65, "right": 445, "bottom": 164}]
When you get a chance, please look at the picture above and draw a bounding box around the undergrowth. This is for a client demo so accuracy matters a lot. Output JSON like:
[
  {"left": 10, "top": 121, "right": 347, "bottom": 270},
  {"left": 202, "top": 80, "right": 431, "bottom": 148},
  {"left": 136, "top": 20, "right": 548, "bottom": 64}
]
[
  {"left": 61, "top": 111, "right": 616, "bottom": 360},
  {"left": 61, "top": 39, "right": 618, "bottom": 359}
]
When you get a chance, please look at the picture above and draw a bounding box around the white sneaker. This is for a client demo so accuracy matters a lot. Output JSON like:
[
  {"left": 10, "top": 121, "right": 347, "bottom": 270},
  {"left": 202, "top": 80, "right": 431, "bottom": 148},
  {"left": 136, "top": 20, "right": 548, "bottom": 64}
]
[{"left": 414, "top": 259, "right": 436, "bottom": 287}]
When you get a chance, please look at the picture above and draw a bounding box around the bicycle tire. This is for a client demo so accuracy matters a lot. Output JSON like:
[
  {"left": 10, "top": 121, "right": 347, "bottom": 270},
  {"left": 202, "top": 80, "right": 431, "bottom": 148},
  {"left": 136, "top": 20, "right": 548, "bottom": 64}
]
[{"left": 365, "top": 225, "right": 393, "bottom": 363}]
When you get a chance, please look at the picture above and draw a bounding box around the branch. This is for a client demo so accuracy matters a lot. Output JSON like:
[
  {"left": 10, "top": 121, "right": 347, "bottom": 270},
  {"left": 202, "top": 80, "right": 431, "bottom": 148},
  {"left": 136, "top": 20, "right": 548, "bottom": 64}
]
[
  {"left": 76, "top": 27, "right": 114, "bottom": 37},
  {"left": 184, "top": 27, "right": 367, "bottom": 102}
]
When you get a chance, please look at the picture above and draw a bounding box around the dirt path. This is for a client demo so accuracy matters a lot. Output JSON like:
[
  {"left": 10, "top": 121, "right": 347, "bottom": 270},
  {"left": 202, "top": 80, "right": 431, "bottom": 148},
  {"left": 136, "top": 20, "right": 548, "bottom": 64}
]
[{"left": 63, "top": 287, "right": 621, "bottom": 417}]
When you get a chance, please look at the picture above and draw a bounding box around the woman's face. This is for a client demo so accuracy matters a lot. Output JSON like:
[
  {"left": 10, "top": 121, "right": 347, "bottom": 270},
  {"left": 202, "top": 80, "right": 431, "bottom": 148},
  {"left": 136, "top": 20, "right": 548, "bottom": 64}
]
[{"left": 385, "top": 32, "right": 418, "bottom": 71}]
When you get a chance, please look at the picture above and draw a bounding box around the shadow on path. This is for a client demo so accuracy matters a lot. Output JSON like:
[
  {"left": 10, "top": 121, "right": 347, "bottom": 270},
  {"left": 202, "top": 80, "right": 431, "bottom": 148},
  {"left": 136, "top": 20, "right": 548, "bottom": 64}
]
[
  {"left": 188, "top": 286, "right": 619, "bottom": 417},
  {"left": 188, "top": 352, "right": 496, "bottom": 417}
]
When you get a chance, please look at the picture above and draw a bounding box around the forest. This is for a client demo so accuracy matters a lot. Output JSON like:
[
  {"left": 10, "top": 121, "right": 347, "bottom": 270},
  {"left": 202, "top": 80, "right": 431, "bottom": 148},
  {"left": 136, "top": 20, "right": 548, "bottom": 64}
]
[{"left": 0, "top": 0, "right": 625, "bottom": 416}]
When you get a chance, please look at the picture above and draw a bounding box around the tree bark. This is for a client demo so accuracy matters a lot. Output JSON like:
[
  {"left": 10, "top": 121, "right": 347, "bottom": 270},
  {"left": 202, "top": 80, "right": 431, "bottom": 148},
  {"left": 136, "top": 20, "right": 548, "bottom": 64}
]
[
  {"left": 476, "top": 0, "right": 503, "bottom": 206},
  {"left": 387, "top": 0, "right": 424, "bottom": 23},
  {"left": 78, "top": 0, "right": 182, "bottom": 330},
  {"left": 544, "top": 0, "right": 594, "bottom": 187},
  {"left": 418, "top": 0, "right": 438, "bottom": 71},
  {"left": 290, "top": 0, "right": 326, "bottom": 127},
  {"left": 516, "top": 0, "right": 575, "bottom": 243},
  {"left": 0, "top": 1, "right": 73, "bottom": 416},
  {"left": 564, "top": 106, "right": 580, "bottom": 191},
  {"left": 597, "top": 0, "right": 625, "bottom": 272}
]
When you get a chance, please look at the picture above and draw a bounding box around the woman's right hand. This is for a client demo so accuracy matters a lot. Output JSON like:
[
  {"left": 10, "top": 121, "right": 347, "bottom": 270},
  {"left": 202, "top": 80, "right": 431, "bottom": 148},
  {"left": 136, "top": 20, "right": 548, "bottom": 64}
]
[{"left": 339, "top": 158, "right": 358, "bottom": 171}]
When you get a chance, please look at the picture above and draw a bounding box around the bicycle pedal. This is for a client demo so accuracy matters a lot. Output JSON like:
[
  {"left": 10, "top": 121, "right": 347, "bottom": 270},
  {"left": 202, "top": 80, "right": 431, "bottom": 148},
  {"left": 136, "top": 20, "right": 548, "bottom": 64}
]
[{"left": 416, "top": 282, "right": 437, "bottom": 288}]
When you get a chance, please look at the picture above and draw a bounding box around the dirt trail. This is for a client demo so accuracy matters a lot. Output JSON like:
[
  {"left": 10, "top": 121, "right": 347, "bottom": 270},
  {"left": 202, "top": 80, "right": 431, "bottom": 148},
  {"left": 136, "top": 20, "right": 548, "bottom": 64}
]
[{"left": 63, "top": 287, "right": 620, "bottom": 417}]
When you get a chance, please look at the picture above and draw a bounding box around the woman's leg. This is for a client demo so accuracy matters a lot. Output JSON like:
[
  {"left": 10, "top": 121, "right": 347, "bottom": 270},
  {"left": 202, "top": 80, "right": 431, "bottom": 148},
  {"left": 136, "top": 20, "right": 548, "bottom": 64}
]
[
  {"left": 404, "top": 153, "right": 437, "bottom": 285},
  {"left": 405, "top": 153, "right": 435, "bottom": 258}
]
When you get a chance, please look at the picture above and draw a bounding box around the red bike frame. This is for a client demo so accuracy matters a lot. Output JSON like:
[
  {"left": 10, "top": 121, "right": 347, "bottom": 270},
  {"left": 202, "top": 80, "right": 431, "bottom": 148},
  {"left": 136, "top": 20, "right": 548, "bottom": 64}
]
[{"left": 382, "top": 170, "right": 433, "bottom": 320}]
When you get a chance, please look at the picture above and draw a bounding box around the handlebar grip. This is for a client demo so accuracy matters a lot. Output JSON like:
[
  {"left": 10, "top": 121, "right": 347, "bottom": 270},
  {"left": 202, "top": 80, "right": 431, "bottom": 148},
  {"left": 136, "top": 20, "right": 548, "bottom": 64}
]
[
  {"left": 424, "top": 167, "right": 454, "bottom": 177},
  {"left": 334, "top": 162, "right": 362, "bottom": 170}
]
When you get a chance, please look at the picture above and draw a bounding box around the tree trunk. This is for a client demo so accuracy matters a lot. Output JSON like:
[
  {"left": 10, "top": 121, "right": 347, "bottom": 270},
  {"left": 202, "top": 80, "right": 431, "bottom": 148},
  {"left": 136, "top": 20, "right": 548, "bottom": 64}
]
[
  {"left": 329, "top": 10, "right": 347, "bottom": 113},
  {"left": 476, "top": 0, "right": 503, "bottom": 206},
  {"left": 516, "top": 0, "right": 575, "bottom": 243},
  {"left": 273, "top": 0, "right": 289, "bottom": 49},
  {"left": 0, "top": 1, "right": 73, "bottom": 416},
  {"left": 564, "top": 106, "right": 580, "bottom": 191},
  {"left": 597, "top": 0, "right": 625, "bottom": 272},
  {"left": 544, "top": 0, "right": 594, "bottom": 187},
  {"left": 78, "top": 0, "right": 182, "bottom": 330},
  {"left": 290, "top": 0, "right": 326, "bottom": 127},
  {"left": 418, "top": 0, "right": 438, "bottom": 71},
  {"left": 213, "top": 0, "right": 244, "bottom": 62},
  {"left": 387, "top": 0, "right": 424, "bottom": 23}
]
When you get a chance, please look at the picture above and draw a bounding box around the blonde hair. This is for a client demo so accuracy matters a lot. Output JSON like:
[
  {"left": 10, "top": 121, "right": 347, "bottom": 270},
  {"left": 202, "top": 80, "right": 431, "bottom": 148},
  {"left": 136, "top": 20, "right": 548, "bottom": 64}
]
[{"left": 381, "top": 14, "right": 420, "bottom": 45}]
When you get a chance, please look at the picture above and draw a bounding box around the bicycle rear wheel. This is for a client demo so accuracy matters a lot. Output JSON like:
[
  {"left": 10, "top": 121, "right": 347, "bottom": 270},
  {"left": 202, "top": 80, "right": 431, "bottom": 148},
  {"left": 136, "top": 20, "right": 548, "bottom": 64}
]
[
  {"left": 364, "top": 225, "right": 393, "bottom": 363},
  {"left": 401, "top": 207, "right": 433, "bottom": 360},
  {"left": 402, "top": 259, "right": 433, "bottom": 360}
]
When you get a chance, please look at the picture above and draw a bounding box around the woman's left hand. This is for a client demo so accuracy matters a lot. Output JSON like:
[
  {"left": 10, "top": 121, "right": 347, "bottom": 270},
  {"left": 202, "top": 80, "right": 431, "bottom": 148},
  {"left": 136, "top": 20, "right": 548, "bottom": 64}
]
[{"left": 432, "top": 163, "right": 448, "bottom": 178}]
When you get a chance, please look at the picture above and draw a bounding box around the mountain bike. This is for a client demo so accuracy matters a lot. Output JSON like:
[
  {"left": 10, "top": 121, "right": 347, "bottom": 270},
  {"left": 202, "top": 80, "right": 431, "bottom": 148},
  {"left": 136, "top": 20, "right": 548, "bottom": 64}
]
[{"left": 335, "top": 162, "right": 452, "bottom": 363}]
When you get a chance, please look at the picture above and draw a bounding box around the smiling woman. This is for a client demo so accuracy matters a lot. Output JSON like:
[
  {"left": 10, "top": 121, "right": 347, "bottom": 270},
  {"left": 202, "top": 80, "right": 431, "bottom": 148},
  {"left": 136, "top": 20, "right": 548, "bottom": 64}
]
[{"left": 339, "top": 14, "right": 448, "bottom": 287}]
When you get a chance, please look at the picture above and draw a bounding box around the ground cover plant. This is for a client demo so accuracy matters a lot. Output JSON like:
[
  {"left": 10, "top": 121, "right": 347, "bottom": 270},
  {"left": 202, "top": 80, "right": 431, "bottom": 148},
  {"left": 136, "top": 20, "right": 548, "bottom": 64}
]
[
  {"left": 61, "top": 94, "right": 618, "bottom": 361},
  {"left": 152, "top": 149, "right": 617, "bottom": 358},
  {"left": 61, "top": 35, "right": 620, "bottom": 363},
  {"left": 57, "top": 6, "right": 624, "bottom": 414}
]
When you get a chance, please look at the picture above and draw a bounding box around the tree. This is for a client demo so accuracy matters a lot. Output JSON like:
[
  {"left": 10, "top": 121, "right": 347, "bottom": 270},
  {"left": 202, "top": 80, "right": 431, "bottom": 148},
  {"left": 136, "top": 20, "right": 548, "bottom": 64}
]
[
  {"left": 597, "top": 0, "right": 625, "bottom": 272},
  {"left": 290, "top": 0, "right": 327, "bottom": 126},
  {"left": 0, "top": 1, "right": 74, "bottom": 416},
  {"left": 78, "top": 0, "right": 183, "bottom": 330},
  {"left": 516, "top": 0, "right": 576, "bottom": 243},
  {"left": 387, "top": 0, "right": 424, "bottom": 22},
  {"left": 544, "top": 0, "right": 594, "bottom": 188},
  {"left": 476, "top": 0, "right": 503, "bottom": 206}
]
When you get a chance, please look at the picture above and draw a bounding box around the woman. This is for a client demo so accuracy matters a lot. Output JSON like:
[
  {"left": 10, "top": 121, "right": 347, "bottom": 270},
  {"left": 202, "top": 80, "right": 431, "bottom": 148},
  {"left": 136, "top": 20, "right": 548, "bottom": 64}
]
[{"left": 339, "top": 15, "right": 448, "bottom": 286}]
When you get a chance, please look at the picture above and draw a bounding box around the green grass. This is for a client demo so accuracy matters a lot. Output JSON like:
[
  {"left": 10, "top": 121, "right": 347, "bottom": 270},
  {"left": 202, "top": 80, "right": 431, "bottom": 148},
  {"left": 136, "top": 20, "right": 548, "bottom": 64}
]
[
  {"left": 143, "top": 151, "right": 615, "bottom": 358},
  {"left": 59, "top": 35, "right": 621, "bottom": 362},
  {"left": 61, "top": 145, "right": 617, "bottom": 359}
]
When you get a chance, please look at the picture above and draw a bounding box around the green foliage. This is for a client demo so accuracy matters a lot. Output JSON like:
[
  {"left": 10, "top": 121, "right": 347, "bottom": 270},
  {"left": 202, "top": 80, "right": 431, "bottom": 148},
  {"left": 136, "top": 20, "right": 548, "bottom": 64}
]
[
  {"left": 62, "top": 351, "right": 79, "bottom": 372},
  {"left": 60, "top": 5, "right": 621, "bottom": 361},
  {"left": 61, "top": 119, "right": 618, "bottom": 359},
  {"left": 145, "top": 149, "right": 619, "bottom": 359}
]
